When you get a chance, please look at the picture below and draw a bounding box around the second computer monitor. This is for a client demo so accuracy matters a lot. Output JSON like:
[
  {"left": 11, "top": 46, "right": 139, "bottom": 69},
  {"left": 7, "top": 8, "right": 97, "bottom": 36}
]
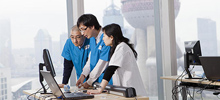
[{"left": 184, "top": 40, "right": 202, "bottom": 65}]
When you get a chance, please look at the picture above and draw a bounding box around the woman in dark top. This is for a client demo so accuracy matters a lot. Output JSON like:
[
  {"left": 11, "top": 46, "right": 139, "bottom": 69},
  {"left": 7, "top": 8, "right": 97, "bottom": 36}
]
[{"left": 87, "top": 23, "right": 147, "bottom": 96}]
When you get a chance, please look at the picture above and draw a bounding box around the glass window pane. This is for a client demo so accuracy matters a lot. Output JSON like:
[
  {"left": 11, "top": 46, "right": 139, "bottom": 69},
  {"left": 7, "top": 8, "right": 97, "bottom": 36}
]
[
  {"left": 175, "top": 0, "right": 220, "bottom": 99},
  {"left": 0, "top": 0, "right": 67, "bottom": 99},
  {"left": 85, "top": 0, "right": 157, "bottom": 99}
]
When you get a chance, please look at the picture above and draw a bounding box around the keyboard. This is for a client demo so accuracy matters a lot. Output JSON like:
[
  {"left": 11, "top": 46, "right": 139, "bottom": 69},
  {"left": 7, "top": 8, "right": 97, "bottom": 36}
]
[{"left": 64, "top": 92, "right": 94, "bottom": 99}]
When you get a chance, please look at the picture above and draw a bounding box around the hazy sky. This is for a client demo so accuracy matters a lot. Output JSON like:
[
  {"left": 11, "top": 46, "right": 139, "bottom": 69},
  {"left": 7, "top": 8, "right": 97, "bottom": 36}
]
[
  {"left": 0, "top": 0, "right": 67, "bottom": 49},
  {"left": 175, "top": 0, "right": 220, "bottom": 41},
  {"left": 0, "top": 0, "right": 220, "bottom": 49}
]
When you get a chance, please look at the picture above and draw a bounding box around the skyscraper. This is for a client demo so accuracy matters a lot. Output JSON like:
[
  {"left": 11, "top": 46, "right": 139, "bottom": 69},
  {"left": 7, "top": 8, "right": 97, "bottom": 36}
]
[
  {"left": 103, "top": 0, "right": 124, "bottom": 27},
  {"left": 0, "top": 19, "right": 12, "bottom": 68},
  {"left": 103, "top": 0, "right": 129, "bottom": 37},
  {"left": 0, "top": 63, "right": 12, "bottom": 100},
  {"left": 34, "top": 29, "right": 52, "bottom": 64},
  {"left": 197, "top": 18, "right": 217, "bottom": 56}
]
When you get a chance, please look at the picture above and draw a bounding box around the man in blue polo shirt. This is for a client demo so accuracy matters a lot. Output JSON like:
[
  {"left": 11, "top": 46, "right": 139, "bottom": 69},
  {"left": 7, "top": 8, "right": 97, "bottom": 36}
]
[
  {"left": 76, "top": 14, "right": 113, "bottom": 88},
  {"left": 58, "top": 25, "right": 90, "bottom": 88}
]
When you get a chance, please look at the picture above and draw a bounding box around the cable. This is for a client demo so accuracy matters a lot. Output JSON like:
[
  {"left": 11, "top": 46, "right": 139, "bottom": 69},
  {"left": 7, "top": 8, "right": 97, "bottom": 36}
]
[
  {"left": 27, "top": 88, "right": 42, "bottom": 100},
  {"left": 196, "top": 81, "right": 213, "bottom": 100},
  {"left": 27, "top": 84, "right": 48, "bottom": 100},
  {"left": 192, "top": 87, "right": 195, "bottom": 99},
  {"left": 172, "top": 69, "right": 186, "bottom": 100},
  {"left": 172, "top": 65, "right": 197, "bottom": 100},
  {"left": 186, "top": 87, "right": 194, "bottom": 99}
]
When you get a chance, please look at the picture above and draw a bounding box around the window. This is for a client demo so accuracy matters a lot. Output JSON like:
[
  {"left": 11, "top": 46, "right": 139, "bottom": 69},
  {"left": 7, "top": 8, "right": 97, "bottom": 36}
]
[
  {"left": 4, "top": 78, "right": 6, "bottom": 83},
  {"left": 1, "top": 78, "right": 3, "bottom": 83},
  {"left": 84, "top": 0, "right": 157, "bottom": 99},
  {"left": 0, "top": 0, "right": 67, "bottom": 99},
  {"left": 175, "top": 0, "right": 220, "bottom": 99}
]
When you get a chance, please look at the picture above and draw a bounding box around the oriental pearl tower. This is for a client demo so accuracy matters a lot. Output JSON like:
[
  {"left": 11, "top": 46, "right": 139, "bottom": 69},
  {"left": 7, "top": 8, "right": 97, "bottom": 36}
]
[{"left": 121, "top": 0, "right": 180, "bottom": 96}]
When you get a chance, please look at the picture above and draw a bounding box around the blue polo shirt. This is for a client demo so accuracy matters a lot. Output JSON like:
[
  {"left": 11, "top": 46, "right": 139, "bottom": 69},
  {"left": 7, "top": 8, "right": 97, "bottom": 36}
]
[
  {"left": 89, "top": 34, "right": 113, "bottom": 85},
  {"left": 62, "top": 38, "right": 90, "bottom": 79}
]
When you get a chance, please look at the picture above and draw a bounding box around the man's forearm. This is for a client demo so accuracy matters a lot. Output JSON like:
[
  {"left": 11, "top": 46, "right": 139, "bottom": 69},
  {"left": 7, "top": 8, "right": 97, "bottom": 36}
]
[
  {"left": 81, "top": 52, "right": 91, "bottom": 77},
  {"left": 86, "top": 60, "right": 109, "bottom": 85}
]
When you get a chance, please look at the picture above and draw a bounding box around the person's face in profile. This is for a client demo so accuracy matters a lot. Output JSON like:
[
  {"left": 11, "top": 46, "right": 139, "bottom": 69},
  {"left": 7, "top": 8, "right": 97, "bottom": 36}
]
[
  {"left": 103, "top": 32, "right": 113, "bottom": 47},
  {"left": 78, "top": 23, "right": 93, "bottom": 39},
  {"left": 70, "top": 30, "right": 85, "bottom": 47}
]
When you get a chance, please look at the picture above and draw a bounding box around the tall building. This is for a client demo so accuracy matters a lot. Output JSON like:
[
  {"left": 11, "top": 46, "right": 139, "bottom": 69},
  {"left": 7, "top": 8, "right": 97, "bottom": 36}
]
[
  {"left": 197, "top": 18, "right": 217, "bottom": 56},
  {"left": 0, "top": 19, "right": 13, "bottom": 68},
  {"left": 103, "top": 0, "right": 130, "bottom": 38},
  {"left": 34, "top": 29, "right": 52, "bottom": 64},
  {"left": 0, "top": 63, "right": 12, "bottom": 100},
  {"left": 103, "top": 0, "right": 124, "bottom": 27}
]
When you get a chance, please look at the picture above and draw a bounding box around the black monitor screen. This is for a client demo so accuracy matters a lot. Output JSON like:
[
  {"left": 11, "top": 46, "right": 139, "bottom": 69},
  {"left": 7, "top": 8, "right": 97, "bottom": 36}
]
[
  {"left": 184, "top": 40, "right": 202, "bottom": 65},
  {"left": 43, "top": 49, "right": 56, "bottom": 77}
]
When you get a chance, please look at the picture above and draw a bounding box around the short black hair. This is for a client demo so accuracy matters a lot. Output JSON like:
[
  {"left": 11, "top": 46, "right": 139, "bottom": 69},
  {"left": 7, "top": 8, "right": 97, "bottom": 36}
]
[{"left": 77, "top": 14, "right": 101, "bottom": 30}]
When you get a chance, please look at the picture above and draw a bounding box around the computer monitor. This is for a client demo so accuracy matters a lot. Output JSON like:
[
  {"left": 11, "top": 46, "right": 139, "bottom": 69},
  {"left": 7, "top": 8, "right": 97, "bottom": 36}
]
[
  {"left": 39, "top": 49, "right": 56, "bottom": 94},
  {"left": 184, "top": 40, "right": 202, "bottom": 79},
  {"left": 43, "top": 49, "right": 56, "bottom": 77}
]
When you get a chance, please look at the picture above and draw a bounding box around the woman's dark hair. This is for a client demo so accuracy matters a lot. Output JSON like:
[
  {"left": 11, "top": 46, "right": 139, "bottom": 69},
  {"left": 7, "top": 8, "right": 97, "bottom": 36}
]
[
  {"left": 102, "top": 23, "right": 137, "bottom": 59},
  {"left": 77, "top": 14, "right": 101, "bottom": 30}
]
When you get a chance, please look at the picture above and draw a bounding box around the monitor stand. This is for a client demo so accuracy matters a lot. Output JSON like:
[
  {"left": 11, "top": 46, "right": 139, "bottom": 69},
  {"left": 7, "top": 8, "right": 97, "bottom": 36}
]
[
  {"left": 39, "top": 63, "right": 53, "bottom": 94},
  {"left": 184, "top": 53, "right": 202, "bottom": 79}
]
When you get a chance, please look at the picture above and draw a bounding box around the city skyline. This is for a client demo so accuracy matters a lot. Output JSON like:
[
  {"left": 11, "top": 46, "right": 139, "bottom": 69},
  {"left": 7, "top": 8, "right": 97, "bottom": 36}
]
[
  {"left": 0, "top": 0, "right": 220, "bottom": 99},
  {"left": 0, "top": 0, "right": 220, "bottom": 49}
]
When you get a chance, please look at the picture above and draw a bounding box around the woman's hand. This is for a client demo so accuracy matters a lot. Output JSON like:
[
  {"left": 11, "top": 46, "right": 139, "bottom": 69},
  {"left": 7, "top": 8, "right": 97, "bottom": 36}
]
[
  {"left": 87, "top": 89, "right": 102, "bottom": 94},
  {"left": 87, "top": 79, "right": 108, "bottom": 94}
]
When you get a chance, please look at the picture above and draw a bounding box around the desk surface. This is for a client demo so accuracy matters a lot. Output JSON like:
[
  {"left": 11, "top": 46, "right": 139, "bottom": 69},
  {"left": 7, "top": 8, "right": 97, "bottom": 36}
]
[
  {"left": 23, "top": 87, "right": 149, "bottom": 100},
  {"left": 161, "top": 76, "right": 220, "bottom": 86}
]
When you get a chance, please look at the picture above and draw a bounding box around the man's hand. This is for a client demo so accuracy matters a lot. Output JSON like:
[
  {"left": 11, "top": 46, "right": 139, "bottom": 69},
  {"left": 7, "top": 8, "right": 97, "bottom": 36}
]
[
  {"left": 82, "top": 82, "right": 90, "bottom": 89},
  {"left": 58, "top": 84, "right": 65, "bottom": 88},
  {"left": 76, "top": 74, "right": 85, "bottom": 88}
]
